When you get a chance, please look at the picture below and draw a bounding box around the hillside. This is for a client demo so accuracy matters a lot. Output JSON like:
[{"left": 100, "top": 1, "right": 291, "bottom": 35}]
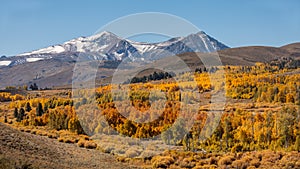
[{"left": 0, "top": 123, "right": 139, "bottom": 169}]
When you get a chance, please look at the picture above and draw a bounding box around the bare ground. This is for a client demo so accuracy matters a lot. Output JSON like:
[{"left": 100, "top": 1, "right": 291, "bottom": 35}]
[{"left": 0, "top": 123, "right": 140, "bottom": 169}]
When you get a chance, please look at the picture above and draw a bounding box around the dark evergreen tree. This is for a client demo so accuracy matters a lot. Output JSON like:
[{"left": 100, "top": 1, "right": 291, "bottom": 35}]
[
  {"left": 158, "top": 72, "right": 164, "bottom": 80},
  {"left": 25, "top": 102, "right": 32, "bottom": 112},
  {"left": 14, "top": 107, "right": 18, "bottom": 118},
  {"left": 29, "top": 83, "right": 39, "bottom": 90},
  {"left": 184, "top": 132, "right": 193, "bottom": 151},
  {"left": 195, "top": 68, "right": 202, "bottom": 73},
  {"left": 36, "top": 102, "right": 43, "bottom": 116},
  {"left": 148, "top": 74, "right": 153, "bottom": 81},
  {"left": 17, "top": 108, "right": 25, "bottom": 122},
  {"left": 4, "top": 115, "right": 7, "bottom": 123},
  {"left": 141, "top": 76, "right": 147, "bottom": 83},
  {"left": 164, "top": 72, "right": 170, "bottom": 79},
  {"left": 131, "top": 77, "right": 139, "bottom": 83},
  {"left": 153, "top": 71, "right": 159, "bottom": 80}
]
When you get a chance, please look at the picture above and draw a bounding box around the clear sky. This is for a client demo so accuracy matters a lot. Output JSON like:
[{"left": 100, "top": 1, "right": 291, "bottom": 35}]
[{"left": 1, "top": 0, "right": 299, "bottom": 56}]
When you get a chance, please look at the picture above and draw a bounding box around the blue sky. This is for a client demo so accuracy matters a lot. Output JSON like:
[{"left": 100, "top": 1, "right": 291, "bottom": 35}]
[{"left": 1, "top": 0, "right": 299, "bottom": 56}]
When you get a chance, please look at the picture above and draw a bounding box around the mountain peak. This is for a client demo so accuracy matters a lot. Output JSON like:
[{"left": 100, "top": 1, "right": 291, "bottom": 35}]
[
  {"left": 196, "top": 31, "right": 207, "bottom": 35},
  {"left": 87, "top": 31, "right": 119, "bottom": 41},
  {"left": 10, "top": 31, "right": 229, "bottom": 65}
]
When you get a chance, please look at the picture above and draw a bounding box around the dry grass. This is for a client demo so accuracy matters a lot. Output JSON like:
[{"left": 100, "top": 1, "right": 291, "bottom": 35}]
[
  {"left": 218, "top": 155, "right": 235, "bottom": 166},
  {"left": 232, "top": 159, "right": 249, "bottom": 169},
  {"left": 151, "top": 156, "right": 175, "bottom": 168},
  {"left": 177, "top": 157, "right": 196, "bottom": 168},
  {"left": 139, "top": 150, "right": 157, "bottom": 160},
  {"left": 145, "top": 150, "right": 300, "bottom": 169},
  {"left": 57, "top": 137, "right": 64, "bottom": 142},
  {"left": 125, "top": 146, "right": 142, "bottom": 158},
  {"left": 30, "top": 129, "right": 37, "bottom": 134},
  {"left": 77, "top": 139, "right": 85, "bottom": 147},
  {"left": 193, "top": 164, "right": 217, "bottom": 169},
  {"left": 63, "top": 138, "right": 75, "bottom": 144},
  {"left": 92, "top": 134, "right": 175, "bottom": 160},
  {"left": 13, "top": 125, "right": 95, "bottom": 149},
  {"left": 36, "top": 130, "right": 48, "bottom": 136},
  {"left": 24, "top": 128, "right": 32, "bottom": 133},
  {"left": 47, "top": 133, "right": 58, "bottom": 139},
  {"left": 0, "top": 155, "right": 36, "bottom": 169},
  {"left": 84, "top": 141, "right": 97, "bottom": 149}
]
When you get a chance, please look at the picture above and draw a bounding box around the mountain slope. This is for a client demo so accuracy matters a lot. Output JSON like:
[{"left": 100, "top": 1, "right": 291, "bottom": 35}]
[
  {"left": 1, "top": 43, "right": 299, "bottom": 89},
  {"left": 0, "top": 31, "right": 299, "bottom": 89},
  {"left": 0, "top": 123, "right": 138, "bottom": 169},
  {"left": 0, "top": 31, "right": 229, "bottom": 67}
]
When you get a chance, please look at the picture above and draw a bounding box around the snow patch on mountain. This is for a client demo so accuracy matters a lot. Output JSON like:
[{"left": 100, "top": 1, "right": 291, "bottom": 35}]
[
  {"left": 26, "top": 58, "right": 44, "bottom": 62},
  {"left": 0, "top": 61, "right": 11, "bottom": 66},
  {"left": 19, "top": 45, "right": 65, "bottom": 56},
  {"left": 130, "top": 42, "right": 158, "bottom": 54}
]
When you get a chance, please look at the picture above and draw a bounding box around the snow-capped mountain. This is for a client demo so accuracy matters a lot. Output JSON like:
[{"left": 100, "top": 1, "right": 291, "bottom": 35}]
[
  {"left": 1, "top": 31, "right": 299, "bottom": 89},
  {"left": 0, "top": 31, "right": 229, "bottom": 67}
]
